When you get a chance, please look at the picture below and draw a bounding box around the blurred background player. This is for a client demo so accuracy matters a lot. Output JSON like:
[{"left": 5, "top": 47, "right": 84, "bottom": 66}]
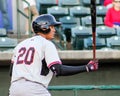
[
  {"left": 104, "top": 0, "right": 120, "bottom": 28},
  {"left": 9, "top": 14, "right": 98, "bottom": 96},
  {"left": 22, "top": 0, "right": 39, "bottom": 35}
]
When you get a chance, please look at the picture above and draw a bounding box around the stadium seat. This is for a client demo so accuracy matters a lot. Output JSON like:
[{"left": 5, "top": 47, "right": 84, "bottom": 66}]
[
  {"left": 59, "top": 0, "right": 80, "bottom": 7},
  {"left": 81, "top": 16, "right": 103, "bottom": 27},
  {"left": 106, "top": 36, "right": 120, "bottom": 49},
  {"left": 69, "top": 6, "right": 90, "bottom": 20},
  {"left": 71, "top": 26, "right": 92, "bottom": 50},
  {"left": 71, "top": 26, "right": 92, "bottom": 38},
  {"left": 59, "top": 16, "right": 80, "bottom": 30},
  {"left": 59, "top": 16, "right": 80, "bottom": 46},
  {"left": 100, "top": 47, "right": 116, "bottom": 51},
  {"left": 96, "top": 26, "right": 117, "bottom": 38},
  {"left": 0, "top": 28, "right": 7, "bottom": 37},
  {"left": 82, "top": 0, "right": 100, "bottom": 6},
  {"left": 0, "top": 37, "right": 18, "bottom": 51},
  {"left": 96, "top": 26, "right": 117, "bottom": 44},
  {"left": 47, "top": 6, "right": 69, "bottom": 20},
  {"left": 96, "top": 5, "right": 107, "bottom": 18},
  {"left": 84, "top": 36, "right": 106, "bottom": 50},
  {"left": 39, "top": 0, "right": 58, "bottom": 14},
  {"left": 116, "top": 27, "right": 120, "bottom": 36}
]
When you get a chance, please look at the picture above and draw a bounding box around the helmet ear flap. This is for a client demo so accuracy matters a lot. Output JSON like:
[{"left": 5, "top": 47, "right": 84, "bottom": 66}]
[{"left": 32, "top": 21, "right": 40, "bottom": 33}]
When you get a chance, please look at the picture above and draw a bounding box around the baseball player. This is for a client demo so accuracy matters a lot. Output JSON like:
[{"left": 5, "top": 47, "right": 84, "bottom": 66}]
[{"left": 9, "top": 14, "right": 98, "bottom": 96}]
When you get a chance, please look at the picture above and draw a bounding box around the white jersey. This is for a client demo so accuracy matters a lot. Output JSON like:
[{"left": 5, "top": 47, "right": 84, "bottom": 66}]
[
  {"left": 11, "top": 35, "right": 62, "bottom": 87},
  {"left": 22, "top": 0, "right": 36, "bottom": 9}
]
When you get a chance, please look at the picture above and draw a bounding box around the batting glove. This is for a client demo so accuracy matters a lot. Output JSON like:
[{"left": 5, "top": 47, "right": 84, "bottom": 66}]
[{"left": 86, "top": 60, "right": 98, "bottom": 72}]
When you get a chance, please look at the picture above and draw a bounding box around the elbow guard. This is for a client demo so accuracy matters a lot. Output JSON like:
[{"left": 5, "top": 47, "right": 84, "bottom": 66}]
[{"left": 50, "top": 64, "right": 62, "bottom": 76}]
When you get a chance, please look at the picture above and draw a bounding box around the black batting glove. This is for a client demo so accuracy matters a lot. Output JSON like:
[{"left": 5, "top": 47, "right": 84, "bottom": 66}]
[{"left": 86, "top": 60, "right": 98, "bottom": 72}]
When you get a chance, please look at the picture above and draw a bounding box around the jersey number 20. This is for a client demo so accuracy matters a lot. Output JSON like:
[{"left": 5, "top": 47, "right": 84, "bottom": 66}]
[{"left": 17, "top": 47, "right": 35, "bottom": 65}]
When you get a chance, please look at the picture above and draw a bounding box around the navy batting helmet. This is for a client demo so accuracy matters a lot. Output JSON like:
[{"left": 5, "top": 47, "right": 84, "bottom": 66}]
[{"left": 32, "top": 14, "right": 61, "bottom": 34}]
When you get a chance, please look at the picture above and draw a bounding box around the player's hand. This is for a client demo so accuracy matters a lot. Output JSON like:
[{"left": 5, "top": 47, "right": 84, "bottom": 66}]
[{"left": 86, "top": 60, "right": 98, "bottom": 72}]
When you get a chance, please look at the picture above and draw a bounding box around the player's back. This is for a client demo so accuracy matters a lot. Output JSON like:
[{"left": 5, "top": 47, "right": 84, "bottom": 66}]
[
  {"left": 11, "top": 35, "right": 54, "bottom": 87},
  {"left": 15, "top": 35, "right": 47, "bottom": 65}
]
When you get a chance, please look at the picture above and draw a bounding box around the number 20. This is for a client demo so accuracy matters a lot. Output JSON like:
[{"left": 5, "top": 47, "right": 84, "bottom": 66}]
[{"left": 17, "top": 47, "right": 35, "bottom": 65}]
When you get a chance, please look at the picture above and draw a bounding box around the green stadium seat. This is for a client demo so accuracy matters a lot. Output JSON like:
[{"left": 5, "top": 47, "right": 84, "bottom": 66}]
[
  {"left": 0, "top": 28, "right": 7, "bottom": 37},
  {"left": 84, "top": 36, "right": 106, "bottom": 50},
  {"left": 47, "top": 6, "right": 69, "bottom": 21},
  {"left": 59, "top": 16, "right": 80, "bottom": 30},
  {"left": 59, "top": 16, "right": 80, "bottom": 43},
  {"left": 107, "top": 36, "right": 120, "bottom": 49},
  {"left": 96, "top": 26, "right": 117, "bottom": 38},
  {"left": 96, "top": 5, "right": 107, "bottom": 17},
  {"left": 69, "top": 6, "right": 90, "bottom": 22},
  {"left": 96, "top": 25, "right": 117, "bottom": 44},
  {"left": 116, "top": 27, "right": 120, "bottom": 36},
  {"left": 39, "top": 0, "right": 57, "bottom": 14},
  {"left": 100, "top": 47, "right": 116, "bottom": 51},
  {"left": 81, "top": 16, "right": 104, "bottom": 27},
  {"left": 82, "top": 0, "right": 100, "bottom": 7},
  {"left": 0, "top": 37, "right": 18, "bottom": 51},
  {"left": 71, "top": 26, "right": 92, "bottom": 38},
  {"left": 71, "top": 26, "right": 92, "bottom": 50},
  {"left": 59, "top": 0, "right": 80, "bottom": 7}
]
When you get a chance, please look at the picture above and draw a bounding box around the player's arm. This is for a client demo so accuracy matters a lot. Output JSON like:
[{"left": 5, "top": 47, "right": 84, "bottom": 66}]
[{"left": 50, "top": 60, "right": 98, "bottom": 76}]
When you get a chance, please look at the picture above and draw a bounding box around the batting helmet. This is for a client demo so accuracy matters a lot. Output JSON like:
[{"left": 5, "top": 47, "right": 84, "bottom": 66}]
[{"left": 32, "top": 14, "right": 61, "bottom": 34}]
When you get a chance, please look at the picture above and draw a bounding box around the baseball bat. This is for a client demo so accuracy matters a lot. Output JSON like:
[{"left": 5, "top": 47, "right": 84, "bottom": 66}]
[{"left": 91, "top": 0, "right": 96, "bottom": 60}]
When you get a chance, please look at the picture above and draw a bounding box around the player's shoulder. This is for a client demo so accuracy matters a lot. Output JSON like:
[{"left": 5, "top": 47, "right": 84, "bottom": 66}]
[
  {"left": 15, "top": 36, "right": 55, "bottom": 48},
  {"left": 44, "top": 38, "right": 55, "bottom": 47},
  {"left": 33, "top": 36, "right": 56, "bottom": 50},
  {"left": 37, "top": 36, "right": 55, "bottom": 47},
  {"left": 19, "top": 37, "right": 30, "bottom": 44},
  {"left": 15, "top": 37, "right": 33, "bottom": 47},
  {"left": 30, "top": 35, "right": 55, "bottom": 47}
]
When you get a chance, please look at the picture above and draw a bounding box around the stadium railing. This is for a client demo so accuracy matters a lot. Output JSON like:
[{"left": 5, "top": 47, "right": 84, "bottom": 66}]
[{"left": 48, "top": 85, "right": 120, "bottom": 96}]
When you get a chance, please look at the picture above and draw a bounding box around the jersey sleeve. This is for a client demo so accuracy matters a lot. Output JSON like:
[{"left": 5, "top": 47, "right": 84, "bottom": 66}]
[{"left": 44, "top": 41, "right": 62, "bottom": 68}]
